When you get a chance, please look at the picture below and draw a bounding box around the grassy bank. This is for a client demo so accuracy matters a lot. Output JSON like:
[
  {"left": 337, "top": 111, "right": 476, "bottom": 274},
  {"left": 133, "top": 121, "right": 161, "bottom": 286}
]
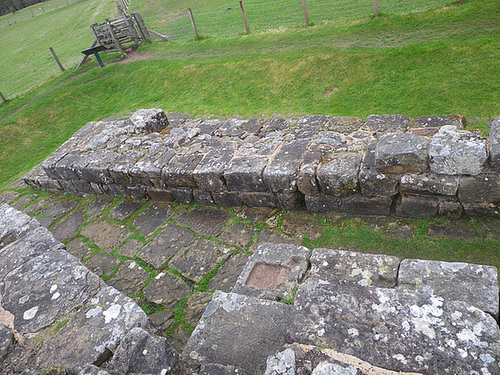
[{"left": 0, "top": 0, "right": 498, "bottom": 188}]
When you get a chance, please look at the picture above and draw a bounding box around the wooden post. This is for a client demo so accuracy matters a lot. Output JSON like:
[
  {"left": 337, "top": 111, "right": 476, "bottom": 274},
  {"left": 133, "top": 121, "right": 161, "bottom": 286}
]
[
  {"left": 301, "top": 0, "right": 309, "bottom": 27},
  {"left": 239, "top": 0, "right": 250, "bottom": 34},
  {"left": 187, "top": 8, "right": 199, "bottom": 40},
  {"left": 49, "top": 47, "right": 65, "bottom": 72},
  {"left": 106, "top": 18, "right": 125, "bottom": 54},
  {"left": 0, "top": 91, "right": 7, "bottom": 103},
  {"left": 131, "top": 12, "right": 151, "bottom": 41},
  {"left": 374, "top": 0, "right": 379, "bottom": 16}
]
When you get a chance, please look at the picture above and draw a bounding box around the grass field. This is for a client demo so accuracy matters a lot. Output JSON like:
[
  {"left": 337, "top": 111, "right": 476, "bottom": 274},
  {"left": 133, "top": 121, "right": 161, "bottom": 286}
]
[{"left": 0, "top": 0, "right": 498, "bottom": 190}]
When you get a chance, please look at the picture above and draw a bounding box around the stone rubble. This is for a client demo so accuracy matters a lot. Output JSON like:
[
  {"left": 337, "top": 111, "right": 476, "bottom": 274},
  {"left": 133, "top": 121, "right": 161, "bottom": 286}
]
[{"left": 22, "top": 110, "right": 500, "bottom": 218}]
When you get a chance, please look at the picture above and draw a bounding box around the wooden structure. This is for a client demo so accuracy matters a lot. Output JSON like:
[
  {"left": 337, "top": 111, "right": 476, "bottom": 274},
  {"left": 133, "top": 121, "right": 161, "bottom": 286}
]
[{"left": 78, "top": 12, "right": 171, "bottom": 68}]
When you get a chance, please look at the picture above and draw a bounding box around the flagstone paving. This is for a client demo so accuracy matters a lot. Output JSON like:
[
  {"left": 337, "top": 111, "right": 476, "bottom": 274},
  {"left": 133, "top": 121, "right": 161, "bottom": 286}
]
[{"left": 3, "top": 178, "right": 500, "bottom": 356}]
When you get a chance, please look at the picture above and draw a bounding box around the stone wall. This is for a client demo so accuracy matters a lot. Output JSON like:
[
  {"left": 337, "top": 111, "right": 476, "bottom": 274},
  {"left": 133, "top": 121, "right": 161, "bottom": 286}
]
[{"left": 24, "top": 109, "right": 500, "bottom": 218}]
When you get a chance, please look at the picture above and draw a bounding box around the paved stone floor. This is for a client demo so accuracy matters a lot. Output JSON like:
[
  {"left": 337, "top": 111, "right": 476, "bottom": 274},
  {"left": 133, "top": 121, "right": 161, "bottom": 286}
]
[{"left": 2, "top": 178, "right": 500, "bottom": 354}]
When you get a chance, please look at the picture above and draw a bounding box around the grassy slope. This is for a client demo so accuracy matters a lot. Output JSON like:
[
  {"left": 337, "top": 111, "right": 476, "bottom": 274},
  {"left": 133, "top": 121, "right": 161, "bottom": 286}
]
[
  {"left": 0, "top": 0, "right": 498, "bottom": 189},
  {"left": 0, "top": 0, "right": 117, "bottom": 98}
]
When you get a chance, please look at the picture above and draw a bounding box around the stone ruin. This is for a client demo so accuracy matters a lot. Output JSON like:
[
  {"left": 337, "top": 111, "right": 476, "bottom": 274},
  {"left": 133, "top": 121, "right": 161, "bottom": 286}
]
[
  {"left": 23, "top": 109, "right": 500, "bottom": 219},
  {"left": 0, "top": 204, "right": 499, "bottom": 374},
  {"left": 2, "top": 109, "right": 500, "bottom": 374}
]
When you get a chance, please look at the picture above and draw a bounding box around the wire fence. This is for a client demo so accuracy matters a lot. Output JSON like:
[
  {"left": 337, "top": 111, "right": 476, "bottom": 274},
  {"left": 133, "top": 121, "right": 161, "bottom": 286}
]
[
  {"left": 0, "top": 0, "right": 453, "bottom": 101},
  {"left": 134, "top": 0, "right": 452, "bottom": 42}
]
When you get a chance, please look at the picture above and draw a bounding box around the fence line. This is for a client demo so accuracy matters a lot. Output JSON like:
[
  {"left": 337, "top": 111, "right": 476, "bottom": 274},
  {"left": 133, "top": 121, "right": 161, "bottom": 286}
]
[
  {"left": 136, "top": 0, "right": 452, "bottom": 42},
  {"left": 0, "top": 0, "right": 453, "bottom": 101}
]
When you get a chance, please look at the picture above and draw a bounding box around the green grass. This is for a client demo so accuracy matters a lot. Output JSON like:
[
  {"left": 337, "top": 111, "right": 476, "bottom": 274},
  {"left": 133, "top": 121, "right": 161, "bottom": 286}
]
[{"left": 0, "top": 0, "right": 498, "bottom": 189}]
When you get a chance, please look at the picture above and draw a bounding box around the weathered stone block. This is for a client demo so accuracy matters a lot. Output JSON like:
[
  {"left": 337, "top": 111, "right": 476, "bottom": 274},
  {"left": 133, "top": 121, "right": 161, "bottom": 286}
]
[
  {"left": 317, "top": 153, "right": 362, "bottom": 196},
  {"left": 193, "top": 142, "right": 237, "bottom": 192},
  {"left": 308, "top": 248, "right": 400, "bottom": 288},
  {"left": 398, "top": 259, "right": 499, "bottom": 318},
  {"left": 233, "top": 243, "right": 311, "bottom": 301},
  {"left": 37, "top": 286, "right": 147, "bottom": 373},
  {"left": 438, "top": 198, "right": 463, "bottom": 219},
  {"left": 462, "top": 202, "right": 500, "bottom": 218},
  {"left": 324, "top": 116, "right": 364, "bottom": 134},
  {"left": 193, "top": 189, "right": 215, "bottom": 205},
  {"left": 169, "top": 237, "right": 232, "bottom": 283},
  {"left": 170, "top": 187, "right": 194, "bottom": 204},
  {"left": 410, "top": 115, "right": 466, "bottom": 129},
  {"left": 375, "top": 133, "right": 429, "bottom": 174},
  {"left": 72, "top": 179, "right": 95, "bottom": 195},
  {"left": 429, "top": 126, "right": 488, "bottom": 175},
  {"left": 183, "top": 291, "right": 294, "bottom": 374},
  {"left": 53, "top": 152, "right": 86, "bottom": 180},
  {"left": 304, "top": 195, "right": 343, "bottom": 213},
  {"left": 108, "top": 150, "right": 144, "bottom": 186},
  {"left": 276, "top": 191, "right": 304, "bottom": 211},
  {"left": 395, "top": 194, "right": 438, "bottom": 218},
  {"left": 264, "top": 140, "right": 310, "bottom": 193},
  {"left": 400, "top": 173, "right": 459, "bottom": 196},
  {"left": 224, "top": 156, "right": 269, "bottom": 192},
  {"left": 211, "top": 191, "right": 242, "bottom": 207},
  {"left": 215, "top": 119, "right": 247, "bottom": 137},
  {"left": 489, "top": 116, "right": 500, "bottom": 172},
  {"left": 238, "top": 192, "right": 279, "bottom": 208},
  {"left": 198, "top": 119, "right": 223, "bottom": 135},
  {"left": 147, "top": 187, "right": 174, "bottom": 201},
  {"left": 130, "top": 108, "right": 170, "bottom": 134},
  {"left": 138, "top": 224, "right": 194, "bottom": 268},
  {"left": 297, "top": 141, "right": 336, "bottom": 196},
  {"left": 163, "top": 154, "right": 203, "bottom": 188},
  {"left": 105, "top": 327, "right": 178, "bottom": 374},
  {"left": 458, "top": 174, "right": 500, "bottom": 203},
  {"left": 143, "top": 272, "right": 191, "bottom": 309},
  {"left": 0, "top": 204, "right": 41, "bottom": 248},
  {"left": 58, "top": 179, "right": 80, "bottom": 195},
  {"left": 290, "top": 281, "right": 500, "bottom": 375},
  {"left": 40, "top": 150, "right": 68, "bottom": 180},
  {"left": 343, "top": 195, "right": 394, "bottom": 216},
  {"left": 362, "top": 115, "right": 409, "bottom": 136},
  {"left": 107, "top": 261, "right": 150, "bottom": 297},
  {"left": 79, "top": 150, "right": 118, "bottom": 184},
  {"left": 359, "top": 143, "right": 399, "bottom": 197},
  {"left": 1, "top": 249, "right": 104, "bottom": 335}
]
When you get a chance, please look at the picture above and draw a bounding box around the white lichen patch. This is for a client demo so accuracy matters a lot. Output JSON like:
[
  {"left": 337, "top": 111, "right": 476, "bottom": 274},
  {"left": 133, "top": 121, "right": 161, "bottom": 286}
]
[
  {"left": 51, "top": 291, "right": 61, "bottom": 300},
  {"left": 392, "top": 354, "right": 407, "bottom": 365},
  {"left": 23, "top": 306, "right": 39, "bottom": 320},
  {"left": 86, "top": 306, "right": 103, "bottom": 319}
]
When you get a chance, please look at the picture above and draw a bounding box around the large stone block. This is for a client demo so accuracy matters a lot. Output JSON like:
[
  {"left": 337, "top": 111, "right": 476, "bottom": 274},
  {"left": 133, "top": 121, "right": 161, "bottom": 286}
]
[
  {"left": 183, "top": 291, "right": 294, "bottom": 374},
  {"left": 343, "top": 195, "right": 394, "bottom": 216},
  {"left": 458, "top": 174, "right": 500, "bottom": 203},
  {"left": 395, "top": 194, "right": 438, "bottom": 218},
  {"left": 359, "top": 143, "right": 399, "bottom": 197},
  {"left": 130, "top": 108, "right": 170, "bottom": 134},
  {"left": 362, "top": 115, "right": 409, "bottom": 136},
  {"left": 108, "top": 150, "right": 144, "bottom": 186},
  {"left": 398, "top": 259, "right": 499, "bottom": 318},
  {"left": 297, "top": 141, "right": 336, "bottom": 196},
  {"left": 308, "top": 248, "right": 400, "bottom": 288},
  {"left": 400, "top": 173, "right": 459, "bottom": 196},
  {"left": 224, "top": 156, "right": 269, "bottom": 192},
  {"left": 462, "top": 202, "right": 500, "bottom": 218},
  {"left": 79, "top": 150, "right": 118, "bottom": 184},
  {"left": 489, "top": 116, "right": 500, "bottom": 172},
  {"left": 324, "top": 116, "right": 363, "bottom": 135},
  {"left": 264, "top": 139, "right": 310, "bottom": 193},
  {"left": 0, "top": 204, "right": 41, "bottom": 248},
  {"left": 290, "top": 280, "right": 500, "bottom": 375},
  {"left": 239, "top": 192, "right": 279, "bottom": 208},
  {"left": 1, "top": 249, "right": 104, "bottom": 335},
  {"left": 163, "top": 154, "right": 203, "bottom": 188},
  {"left": 37, "top": 287, "right": 147, "bottom": 373},
  {"left": 233, "top": 243, "right": 311, "bottom": 301},
  {"left": 375, "top": 133, "right": 429, "bottom": 174},
  {"left": 317, "top": 153, "right": 362, "bottom": 196},
  {"left": 429, "top": 126, "right": 488, "bottom": 175},
  {"left": 304, "top": 195, "right": 343, "bottom": 213},
  {"left": 193, "top": 142, "right": 238, "bottom": 192},
  {"left": 410, "top": 115, "right": 466, "bottom": 129},
  {"left": 53, "top": 152, "right": 86, "bottom": 180}
]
